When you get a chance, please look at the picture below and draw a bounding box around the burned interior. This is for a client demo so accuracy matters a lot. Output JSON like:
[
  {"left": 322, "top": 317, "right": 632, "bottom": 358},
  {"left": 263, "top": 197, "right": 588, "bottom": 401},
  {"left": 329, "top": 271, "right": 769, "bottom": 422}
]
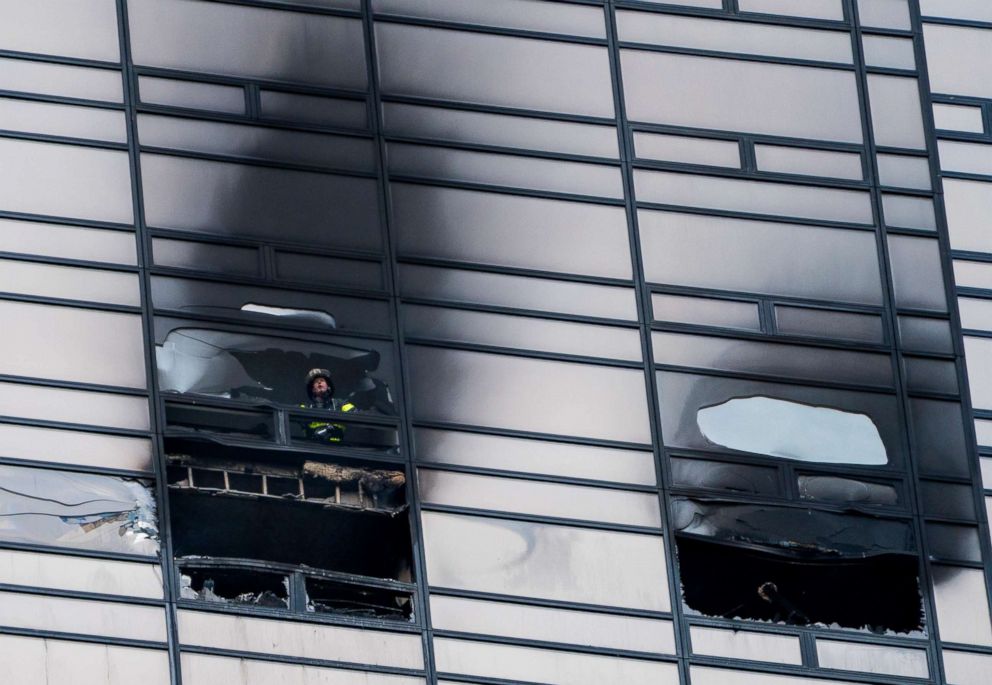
[
  {"left": 155, "top": 311, "right": 413, "bottom": 622},
  {"left": 166, "top": 437, "right": 413, "bottom": 620},
  {"left": 662, "top": 372, "right": 926, "bottom": 633}
]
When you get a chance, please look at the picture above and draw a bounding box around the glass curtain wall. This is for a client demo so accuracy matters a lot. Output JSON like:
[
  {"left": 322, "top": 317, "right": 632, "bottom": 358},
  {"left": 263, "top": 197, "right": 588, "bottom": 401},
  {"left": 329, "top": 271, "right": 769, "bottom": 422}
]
[{"left": 0, "top": 1, "right": 987, "bottom": 684}]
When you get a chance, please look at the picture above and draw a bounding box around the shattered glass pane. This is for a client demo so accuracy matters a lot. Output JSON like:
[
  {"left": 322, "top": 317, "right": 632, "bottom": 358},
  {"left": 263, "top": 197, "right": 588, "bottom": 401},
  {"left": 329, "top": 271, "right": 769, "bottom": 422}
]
[
  {"left": 0, "top": 464, "right": 158, "bottom": 555},
  {"left": 180, "top": 566, "right": 288, "bottom": 609},
  {"left": 697, "top": 396, "right": 888, "bottom": 465},
  {"left": 156, "top": 326, "right": 395, "bottom": 413},
  {"left": 305, "top": 576, "right": 412, "bottom": 621}
]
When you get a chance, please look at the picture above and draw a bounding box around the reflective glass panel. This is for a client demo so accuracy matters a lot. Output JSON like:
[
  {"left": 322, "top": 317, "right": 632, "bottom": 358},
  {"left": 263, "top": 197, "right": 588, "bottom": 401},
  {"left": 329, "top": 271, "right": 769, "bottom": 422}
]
[
  {"left": 0, "top": 381, "right": 149, "bottom": 431},
  {"left": 945, "top": 179, "right": 992, "bottom": 253},
  {"left": 140, "top": 154, "right": 382, "bottom": 252},
  {"left": 177, "top": 610, "right": 424, "bottom": 668},
  {"left": 775, "top": 306, "right": 884, "bottom": 344},
  {"left": 868, "top": 75, "right": 926, "bottom": 149},
  {"left": 0, "top": 549, "right": 162, "bottom": 599},
  {"left": 0, "top": 97, "right": 126, "bottom": 143},
  {"left": 877, "top": 153, "right": 932, "bottom": 190},
  {"left": 398, "top": 264, "right": 638, "bottom": 320},
  {"left": 0, "top": 1, "right": 119, "bottom": 61},
  {"left": 922, "top": 24, "right": 992, "bottom": 99},
  {"left": 259, "top": 91, "right": 367, "bottom": 129},
  {"left": 422, "top": 511, "right": 670, "bottom": 610},
  {"left": 816, "top": 641, "right": 928, "bottom": 678},
  {"left": 387, "top": 142, "right": 623, "bottom": 198},
  {"left": 0, "top": 636, "right": 169, "bottom": 685},
  {"left": 931, "top": 565, "right": 992, "bottom": 646},
  {"left": 887, "top": 236, "right": 948, "bottom": 311},
  {"left": 938, "top": 140, "right": 992, "bottom": 177},
  {"left": 943, "top": 649, "right": 992, "bottom": 685},
  {"left": 403, "top": 304, "right": 642, "bottom": 361},
  {"left": 638, "top": 210, "right": 883, "bottom": 305},
  {"left": 633, "top": 132, "right": 741, "bottom": 168},
  {"left": 129, "top": 0, "right": 367, "bottom": 89},
  {"left": 621, "top": 51, "right": 863, "bottom": 143},
  {"left": 933, "top": 103, "right": 985, "bottom": 133},
  {"left": 0, "top": 259, "right": 139, "bottom": 306},
  {"left": 652, "top": 293, "right": 761, "bottom": 331},
  {"left": 0, "top": 219, "right": 136, "bottom": 266},
  {"left": 635, "top": 169, "right": 873, "bottom": 224},
  {"left": 152, "top": 237, "right": 259, "bottom": 277},
  {"left": 393, "top": 184, "right": 632, "bottom": 279},
  {"left": 898, "top": 316, "right": 953, "bottom": 354},
  {"left": 418, "top": 469, "right": 662, "bottom": 527},
  {"left": 690, "top": 626, "right": 802, "bottom": 664},
  {"left": 858, "top": 0, "right": 912, "bottom": 29},
  {"left": 911, "top": 398, "right": 971, "bottom": 477},
  {"left": 414, "top": 428, "right": 657, "bottom": 486},
  {"left": 954, "top": 260, "right": 992, "bottom": 290},
  {"left": 137, "top": 114, "right": 376, "bottom": 171},
  {"left": 0, "top": 57, "right": 122, "bottom": 103},
  {"left": 407, "top": 346, "right": 651, "bottom": 443},
  {"left": 739, "top": 0, "right": 844, "bottom": 20},
  {"left": 862, "top": 35, "right": 917, "bottom": 69},
  {"left": 882, "top": 193, "right": 937, "bottom": 230},
  {"left": 616, "top": 12, "right": 852, "bottom": 63},
  {"left": 180, "top": 654, "right": 424, "bottom": 685},
  {"left": 376, "top": 23, "right": 614, "bottom": 117},
  {"left": 0, "top": 423, "right": 152, "bottom": 472},
  {"left": 754, "top": 145, "right": 863, "bottom": 181},
  {"left": 139, "top": 76, "right": 246, "bottom": 115},
  {"left": 434, "top": 637, "right": 679, "bottom": 685},
  {"left": 0, "top": 591, "right": 165, "bottom": 642},
  {"left": 0, "top": 138, "right": 132, "bottom": 225},
  {"left": 384, "top": 103, "right": 618, "bottom": 158},
  {"left": 430, "top": 595, "right": 675, "bottom": 654},
  {"left": 373, "top": 0, "right": 606, "bottom": 38},
  {"left": 653, "top": 331, "right": 892, "bottom": 387},
  {"left": 0, "top": 300, "right": 146, "bottom": 388}
]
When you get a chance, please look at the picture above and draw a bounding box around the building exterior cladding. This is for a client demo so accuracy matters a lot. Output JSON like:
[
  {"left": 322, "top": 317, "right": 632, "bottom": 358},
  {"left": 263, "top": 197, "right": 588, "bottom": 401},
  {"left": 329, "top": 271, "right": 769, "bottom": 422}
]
[{"left": 0, "top": 0, "right": 991, "bottom": 684}]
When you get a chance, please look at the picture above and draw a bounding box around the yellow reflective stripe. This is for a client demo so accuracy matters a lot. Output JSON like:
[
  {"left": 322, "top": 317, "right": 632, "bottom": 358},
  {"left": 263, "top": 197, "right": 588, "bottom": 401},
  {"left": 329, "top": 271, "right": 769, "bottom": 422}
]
[{"left": 341, "top": 402, "right": 356, "bottom": 412}]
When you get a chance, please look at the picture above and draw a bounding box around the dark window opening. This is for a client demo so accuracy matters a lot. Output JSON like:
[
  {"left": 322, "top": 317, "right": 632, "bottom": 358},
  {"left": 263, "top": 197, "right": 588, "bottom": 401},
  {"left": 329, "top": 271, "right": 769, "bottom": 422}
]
[
  {"left": 677, "top": 536, "right": 922, "bottom": 633},
  {"left": 306, "top": 576, "right": 411, "bottom": 620},
  {"left": 673, "top": 497, "right": 922, "bottom": 633},
  {"left": 180, "top": 566, "right": 289, "bottom": 609},
  {"left": 166, "top": 437, "right": 413, "bottom": 620}
]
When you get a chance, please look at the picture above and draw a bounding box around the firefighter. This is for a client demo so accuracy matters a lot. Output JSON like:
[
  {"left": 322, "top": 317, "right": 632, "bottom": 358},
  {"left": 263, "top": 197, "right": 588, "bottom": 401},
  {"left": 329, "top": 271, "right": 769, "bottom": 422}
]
[{"left": 301, "top": 368, "right": 356, "bottom": 443}]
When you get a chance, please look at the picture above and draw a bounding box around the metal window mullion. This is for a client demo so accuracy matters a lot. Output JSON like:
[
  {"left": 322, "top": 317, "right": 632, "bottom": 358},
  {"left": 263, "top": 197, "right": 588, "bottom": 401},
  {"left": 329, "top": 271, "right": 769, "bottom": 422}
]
[{"left": 605, "top": 3, "right": 693, "bottom": 683}]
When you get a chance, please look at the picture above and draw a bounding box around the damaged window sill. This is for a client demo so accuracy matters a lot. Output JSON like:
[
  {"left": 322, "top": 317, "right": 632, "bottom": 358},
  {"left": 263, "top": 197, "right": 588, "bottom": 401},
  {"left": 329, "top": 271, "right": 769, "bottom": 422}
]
[{"left": 177, "top": 557, "right": 417, "bottom": 625}]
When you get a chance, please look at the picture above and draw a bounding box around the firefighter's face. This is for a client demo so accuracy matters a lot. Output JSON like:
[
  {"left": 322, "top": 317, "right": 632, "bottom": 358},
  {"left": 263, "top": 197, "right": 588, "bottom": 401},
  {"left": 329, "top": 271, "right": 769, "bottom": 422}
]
[{"left": 310, "top": 377, "right": 330, "bottom": 397}]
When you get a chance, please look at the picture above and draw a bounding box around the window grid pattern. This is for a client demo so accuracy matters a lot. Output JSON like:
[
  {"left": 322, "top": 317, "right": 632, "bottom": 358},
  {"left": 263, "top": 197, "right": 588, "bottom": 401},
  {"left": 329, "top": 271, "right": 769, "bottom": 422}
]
[{"left": 0, "top": 1, "right": 984, "bottom": 684}]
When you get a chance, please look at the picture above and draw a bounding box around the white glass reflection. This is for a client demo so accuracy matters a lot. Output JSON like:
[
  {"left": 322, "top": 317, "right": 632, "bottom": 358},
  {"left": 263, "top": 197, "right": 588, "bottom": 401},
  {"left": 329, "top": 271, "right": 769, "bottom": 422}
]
[
  {"left": 178, "top": 610, "right": 424, "bottom": 668},
  {"left": 422, "top": 511, "right": 670, "bottom": 610},
  {"left": 697, "top": 397, "right": 888, "bottom": 465},
  {"left": 418, "top": 469, "right": 661, "bottom": 527},
  {"left": 429, "top": 595, "right": 676, "bottom": 654}
]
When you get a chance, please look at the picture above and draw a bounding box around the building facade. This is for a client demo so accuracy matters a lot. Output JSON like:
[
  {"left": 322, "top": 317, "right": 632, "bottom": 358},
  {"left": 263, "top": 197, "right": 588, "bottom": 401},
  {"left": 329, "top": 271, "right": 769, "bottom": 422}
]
[{"left": 0, "top": 0, "right": 990, "bottom": 683}]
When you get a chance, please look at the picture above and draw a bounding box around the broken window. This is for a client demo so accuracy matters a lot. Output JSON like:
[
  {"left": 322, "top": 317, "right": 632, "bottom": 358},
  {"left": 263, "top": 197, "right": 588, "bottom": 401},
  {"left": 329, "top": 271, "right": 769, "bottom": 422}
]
[
  {"left": 156, "top": 326, "right": 396, "bottom": 414},
  {"left": 697, "top": 396, "right": 889, "bottom": 465},
  {"left": 166, "top": 437, "right": 413, "bottom": 621},
  {"left": 672, "top": 497, "right": 922, "bottom": 633},
  {"left": 0, "top": 464, "right": 158, "bottom": 555}
]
